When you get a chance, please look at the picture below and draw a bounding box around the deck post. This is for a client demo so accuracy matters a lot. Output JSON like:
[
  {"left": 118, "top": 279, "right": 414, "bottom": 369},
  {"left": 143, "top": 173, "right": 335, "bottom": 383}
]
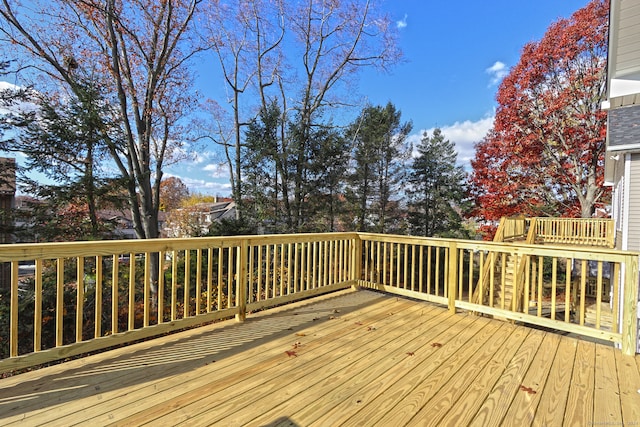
[
  {"left": 621, "top": 254, "right": 639, "bottom": 355},
  {"left": 448, "top": 242, "right": 457, "bottom": 314},
  {"left": 236, "top": 239, "right": 248, "bottom": 322},
  {"left": 352, "top": 234, "right": 362, "bottom": 289}
]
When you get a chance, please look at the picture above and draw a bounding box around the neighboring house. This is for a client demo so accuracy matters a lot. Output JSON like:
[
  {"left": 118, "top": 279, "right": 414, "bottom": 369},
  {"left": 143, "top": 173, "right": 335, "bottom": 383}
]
[
  {"left": 0, "top": 157, "right": 16, "bottom": 244},
  {"left": 603, "top": 0, "right": 640, "bottom": 351},
  {"left": 99, "top": 209, "right": 168, "bottom": 239},
  {"left": 163, "top": 200, "right": 236, "bottom": 238},
  {"left": 0, "top": 157, "right": 15, "bottom": 291}
]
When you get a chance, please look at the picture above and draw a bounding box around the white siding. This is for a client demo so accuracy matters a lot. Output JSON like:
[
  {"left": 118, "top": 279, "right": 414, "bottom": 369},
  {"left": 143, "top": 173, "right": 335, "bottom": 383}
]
[
  {"left": 628, "top": 153, "right": 640, "bottom": 251},
  {"left": 614, "top": 0, "right": 640, "bottom": 78}
]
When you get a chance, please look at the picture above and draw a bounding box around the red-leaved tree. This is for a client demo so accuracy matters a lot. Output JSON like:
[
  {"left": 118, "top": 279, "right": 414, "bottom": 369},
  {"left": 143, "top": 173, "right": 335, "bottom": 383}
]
[{"left": 471, "top": 0, "right": 610, "bottom": 229}]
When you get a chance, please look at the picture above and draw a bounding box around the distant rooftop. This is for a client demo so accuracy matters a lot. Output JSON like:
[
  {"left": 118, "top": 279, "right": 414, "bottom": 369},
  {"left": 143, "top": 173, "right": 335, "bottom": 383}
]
[{"left": 0, "top": 157, "right": 16, "bottom": 195}]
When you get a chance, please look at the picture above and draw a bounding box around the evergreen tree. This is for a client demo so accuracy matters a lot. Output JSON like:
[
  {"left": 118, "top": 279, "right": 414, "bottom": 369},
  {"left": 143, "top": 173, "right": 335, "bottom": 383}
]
[
  {"left": 243, "top": 102, "right": 285, "bottom": 232},
  {"left": 13, "top": 83, "right": 126, "bottom": 241},
  {"left": 407, "top": 129, "right": 468, "bottom": 238},
  {"left": 307, "top": 126, "right": 350, "bottom": 232},
  {"left": 346, "top": 102, "right": 412, "bottom": 233}
]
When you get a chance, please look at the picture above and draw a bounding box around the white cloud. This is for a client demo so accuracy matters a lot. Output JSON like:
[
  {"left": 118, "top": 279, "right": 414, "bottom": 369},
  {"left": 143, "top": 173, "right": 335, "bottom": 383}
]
[
  {"left": 193, "top": 150, "right": 215, "bottom": 164},
  {"left": 396, "top": 14, "right": 408, "bottom": 29},
  {"left": 410, "top": 115, "right": 494, "bottom": 168},
  {"left": 0, "top": 81, "right": 38, "bottom": 115},
  {"left": 0, "top": 81, "right": 19, "bottom": 91},
  {"left": 163, "top": 157, "right": 232, "bottom": 196},
  {"left": 202, "top": 162, "right": 229, "bottom": 178},
  {"left": 164, "top": 172, "right": 232, "bottom": 196},
  {"left": 485, "top": 61, "right": 508, "bottom": 86},
  {"left": 182, "top": 176, "right": 232, "bottom": 195}
]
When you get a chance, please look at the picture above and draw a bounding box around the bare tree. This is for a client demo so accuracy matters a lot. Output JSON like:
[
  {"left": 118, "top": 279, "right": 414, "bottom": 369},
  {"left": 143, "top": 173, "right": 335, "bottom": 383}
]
[
  {"left": 285, "top": 0, "right": 401, "bottom": 231},
  {"left": 204, "top": 0, "right": 285, "bottom": 221},
  {"left": 0, "top": 0, "right": 202, "bottom": 239},
  {"left": 204, "top": 0, "right": 400, "bottom": 232}
]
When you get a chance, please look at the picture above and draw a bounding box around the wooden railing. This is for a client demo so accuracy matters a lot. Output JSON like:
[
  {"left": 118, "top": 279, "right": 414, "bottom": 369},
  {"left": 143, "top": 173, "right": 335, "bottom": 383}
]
[
  {"left": 501, "top": 215, "right": 527, "bottom": 241},
  {"left": 532, "top": 217, "right": 615, "bottom": 248},
  {"left": 357, "top": 233, "right": 638, "bottom": 356},
  {"left": 0, "top": 233, "right": 358, "bottom": 373},
  {"left": 1, "top": 230, "right": 637, "bottom": 374}
]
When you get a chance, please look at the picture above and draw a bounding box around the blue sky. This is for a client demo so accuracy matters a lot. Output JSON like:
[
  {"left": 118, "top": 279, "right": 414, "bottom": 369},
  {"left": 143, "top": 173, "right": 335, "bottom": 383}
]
[
  {"left": 167, "top": 0, "right": 594, "bottom": 195},
  {"left": 359, "top": 0, "right": 594, "bottom": 160},
  {"left": 1, "top": 1, "right": 594, "bottom": 197}
]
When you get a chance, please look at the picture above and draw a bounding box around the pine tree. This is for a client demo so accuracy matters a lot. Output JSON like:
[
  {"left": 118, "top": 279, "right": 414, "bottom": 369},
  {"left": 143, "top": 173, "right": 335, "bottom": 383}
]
[
  {"left": 13, "top": 83, "right": 126, "bottom": 241},
  {"left": 243, "top": 102, "right": 284, "bottom": 232},
  {"left": 307, "top": 126, "right": 349, "bottom": 232},
  {"left": 407, "top": 129, "right": 468, "bottom": 238},
  {"left": 346, "top": 103, "right": 412, "bottom": 233}
]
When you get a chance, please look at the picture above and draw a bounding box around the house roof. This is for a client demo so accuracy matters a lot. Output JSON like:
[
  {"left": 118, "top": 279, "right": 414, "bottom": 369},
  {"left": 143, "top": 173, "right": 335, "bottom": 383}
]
[{"left": 0, "top": 157, "right": 16, "bottom": 195}]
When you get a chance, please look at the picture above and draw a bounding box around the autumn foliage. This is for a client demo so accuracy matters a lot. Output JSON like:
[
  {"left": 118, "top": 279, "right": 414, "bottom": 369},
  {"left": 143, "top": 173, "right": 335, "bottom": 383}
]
[{"left": 471, "top": 0, "right": 610, "bottom": 227}]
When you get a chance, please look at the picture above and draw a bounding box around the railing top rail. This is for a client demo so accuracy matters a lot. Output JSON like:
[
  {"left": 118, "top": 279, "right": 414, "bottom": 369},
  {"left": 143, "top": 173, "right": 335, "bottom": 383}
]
[
  {"left": 1, "top": 231, "right": 632, "bottom": 262},
  {"left": 532, "top": 217, "right": 613, "bottom": 222},
  {"left": 0, "top": 232, "right": 360, "bottom": 262},
  {"left": 356, "top": 232, "right": 637, "bottom": 262}
]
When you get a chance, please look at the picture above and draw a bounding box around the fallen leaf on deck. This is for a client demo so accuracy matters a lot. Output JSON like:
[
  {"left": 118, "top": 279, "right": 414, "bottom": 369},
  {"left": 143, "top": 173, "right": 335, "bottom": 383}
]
[{"left": 519, "top": 385, "right": 537, "bottom": 394}]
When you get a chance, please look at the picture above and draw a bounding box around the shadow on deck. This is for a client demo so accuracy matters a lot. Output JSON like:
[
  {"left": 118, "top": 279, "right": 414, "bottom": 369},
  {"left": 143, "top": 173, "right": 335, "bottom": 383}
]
[{"left": 1, "top": 289, "right": 639, "bottom": 426}]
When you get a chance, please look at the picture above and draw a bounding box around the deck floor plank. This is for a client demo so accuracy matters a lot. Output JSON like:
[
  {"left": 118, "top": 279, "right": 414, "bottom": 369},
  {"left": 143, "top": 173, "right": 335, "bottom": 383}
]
[
  {"left": 433, "top": 323, "right": 531, "bottom": 427},
  {"left": 371, "top": 321, "right": 508, "bottom": 426},
  {"left": 86, "top": 291, "right": 406, "bottom": 426},
  {"left": 563, "top": 339, "right": 596, "bottom": 427},
  {"left": 244, "top": 306, "right": 462, "bottom": 427},
  {"left": 502, "top": 332, "right": 562, "bottom": 427},
  {"left": 614, "top": 347, "right": 640, "bottom": 425},
  {"left": 4, "top": 290, "right": 383, "bottom": 425},
  {"left": 338, "top": 316, "right": 496, "bottom": 426},
  {"left": 144, "top": 298, "right": 431, "bottom": 426},
  {"left": 593, "top": 345, "right": 623, "bottom": 425},
  {"left": 0, "top": 289, "right": 638, "bottom": 427},
  {"left": 405, "top": 323, "right": 522, "bottom": 427},
  {"left": 468, "top": 328, "right": 546, "bottom": 427},
  {"left": 531, "top": 337, "right": 577, "bottom": 427},
  {"left": 254, "top": 310, "right": 475, "bottom": 427}
]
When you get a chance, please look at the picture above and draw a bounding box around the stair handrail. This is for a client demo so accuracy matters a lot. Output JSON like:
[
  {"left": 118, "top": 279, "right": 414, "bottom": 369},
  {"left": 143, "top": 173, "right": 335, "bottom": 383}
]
[
  {"left": 512, "top": 217, "right": 537, "bottom": 312},
  {"left": 471, "top": 217, "right": 506, "bottom": 305},
  {"left": 472, "top": 216, "right": 536, "bottom": 310}
]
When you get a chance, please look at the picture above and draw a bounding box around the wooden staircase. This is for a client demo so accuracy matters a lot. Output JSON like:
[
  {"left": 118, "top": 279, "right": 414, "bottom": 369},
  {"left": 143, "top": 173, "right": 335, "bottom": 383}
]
[
  {"left": 583, "top": 302, "right": 615, "bottom": 330},
  {"left": 493, "top": 252, "right": 520, "bottom": 310},
  {"left": 472, "top": 216, "right": 532, "bottom": 314}
]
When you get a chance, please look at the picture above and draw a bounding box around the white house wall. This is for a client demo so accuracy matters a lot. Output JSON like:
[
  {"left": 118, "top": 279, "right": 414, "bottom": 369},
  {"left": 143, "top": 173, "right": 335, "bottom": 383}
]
[
  {"left": 610, "top": 0, "right": 640, "bottom": 80},
  {"left": 628, "top": 153, "right": 640, "bottom": 251}
]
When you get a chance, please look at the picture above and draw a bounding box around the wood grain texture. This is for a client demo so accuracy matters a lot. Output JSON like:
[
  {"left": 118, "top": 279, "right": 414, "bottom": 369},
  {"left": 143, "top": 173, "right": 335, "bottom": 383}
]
[{"left": 0, "top": 290, "right": 637, "bottom": 427}]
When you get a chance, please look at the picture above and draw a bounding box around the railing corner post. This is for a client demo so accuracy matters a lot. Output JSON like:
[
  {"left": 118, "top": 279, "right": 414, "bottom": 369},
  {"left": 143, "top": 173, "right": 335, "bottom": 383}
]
[
  {"left": 351, "top": 234, "right": 362, "bottom": 289},
  {"left": 236, "top": 239, "right": 248, "bottom": 322},
  {"left": 448, "top": 242, "right": 458, "bottom": 314},
  {"left": 621, "top": 254, "right": 639, "bottom": 356}
]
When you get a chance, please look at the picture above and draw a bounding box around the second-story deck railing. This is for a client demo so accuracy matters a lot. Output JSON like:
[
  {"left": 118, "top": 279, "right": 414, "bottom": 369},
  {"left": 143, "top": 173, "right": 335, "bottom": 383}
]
[
  {"left": 0, "top": 230, "right": 637, "bottom": 374},
  {"left": 496, "top": 216, "right": 615, "bottom": 248},
  {"left": 531, "top": 217, "right": 615, "bottom": 248}
]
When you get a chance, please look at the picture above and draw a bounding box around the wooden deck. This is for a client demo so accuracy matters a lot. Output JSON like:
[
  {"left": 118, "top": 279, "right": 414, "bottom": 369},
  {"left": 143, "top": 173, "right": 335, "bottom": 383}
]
[{"left": 1, "top": 289, "right": 639, "bottom": 426}]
